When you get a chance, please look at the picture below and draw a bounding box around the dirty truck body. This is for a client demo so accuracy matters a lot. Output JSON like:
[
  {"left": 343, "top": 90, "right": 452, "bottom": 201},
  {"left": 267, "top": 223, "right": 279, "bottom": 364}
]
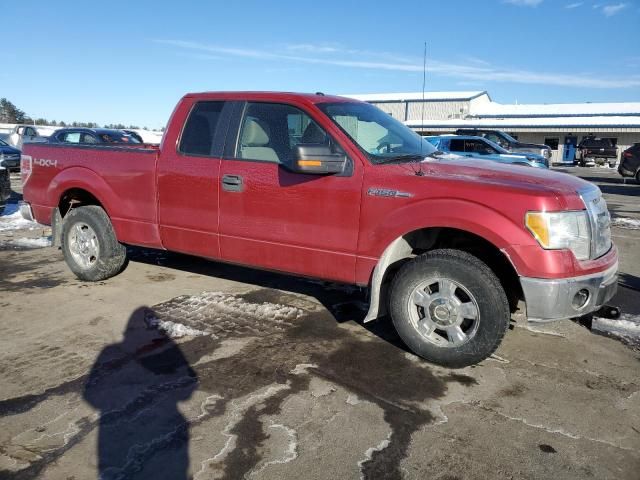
[{"left": 20, "top": 92, "right": 618, "bottom": 367}]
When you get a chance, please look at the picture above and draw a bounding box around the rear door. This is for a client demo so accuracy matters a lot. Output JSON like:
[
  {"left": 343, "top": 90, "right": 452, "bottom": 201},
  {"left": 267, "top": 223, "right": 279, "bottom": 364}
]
[
  {"left": 218, "top": 101, "right": 363, "bottom": 283},
  {"left": 157, "top": 100, "right": 231, "bottom": 258}
]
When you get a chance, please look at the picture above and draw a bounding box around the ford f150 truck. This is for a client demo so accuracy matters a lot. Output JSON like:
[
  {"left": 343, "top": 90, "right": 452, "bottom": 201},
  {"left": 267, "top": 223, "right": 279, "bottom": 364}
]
[{"left": 20, "top": 92, "right": 618, "bottom": 367}]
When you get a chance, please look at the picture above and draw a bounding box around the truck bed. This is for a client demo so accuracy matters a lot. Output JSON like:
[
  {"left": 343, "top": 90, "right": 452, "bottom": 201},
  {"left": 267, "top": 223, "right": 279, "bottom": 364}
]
[{"left": 22, "top": 142, "right": 162, "bottom": 247}]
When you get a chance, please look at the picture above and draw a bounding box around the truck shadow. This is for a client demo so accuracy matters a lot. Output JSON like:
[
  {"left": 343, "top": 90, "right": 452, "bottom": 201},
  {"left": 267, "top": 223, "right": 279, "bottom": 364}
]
[{"left": 127, "top": 246, "right": 409, "bottom": 352}]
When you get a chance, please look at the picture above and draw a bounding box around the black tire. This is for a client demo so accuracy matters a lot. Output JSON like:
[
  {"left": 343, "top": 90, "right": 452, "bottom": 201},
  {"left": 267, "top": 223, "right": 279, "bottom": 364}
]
[
  {"left": 61, "top": 205, "right": 127, "bottom": 281},
  {"left": 389, "top": 249, "right": 510, "bottom": 368}
]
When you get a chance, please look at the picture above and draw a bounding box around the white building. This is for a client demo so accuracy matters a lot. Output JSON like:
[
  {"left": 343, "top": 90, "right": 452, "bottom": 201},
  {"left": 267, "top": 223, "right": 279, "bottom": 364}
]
[{"left": 346, "top": 91, "right": 640, "bottom": 164}]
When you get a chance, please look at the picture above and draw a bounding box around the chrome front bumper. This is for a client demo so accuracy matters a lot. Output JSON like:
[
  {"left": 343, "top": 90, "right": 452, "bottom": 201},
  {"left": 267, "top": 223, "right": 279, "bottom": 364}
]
[
  {"left": 521, "top": 262, "right": 618, "bottom": 322},
  {"left": 19, "top": 201, "right": 34, "bottom": 222}
]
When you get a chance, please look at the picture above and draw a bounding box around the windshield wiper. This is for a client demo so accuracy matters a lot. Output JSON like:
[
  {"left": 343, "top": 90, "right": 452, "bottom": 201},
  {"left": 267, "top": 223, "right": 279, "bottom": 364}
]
[{"left": 375, "top": 154, "right": 426, "bottom": 165}]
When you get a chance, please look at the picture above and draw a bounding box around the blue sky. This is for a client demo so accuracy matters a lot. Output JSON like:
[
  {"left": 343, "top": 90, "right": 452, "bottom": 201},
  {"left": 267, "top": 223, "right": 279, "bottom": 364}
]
[{"left": 2, "top": 0, "right": 639, "bottom": 128}]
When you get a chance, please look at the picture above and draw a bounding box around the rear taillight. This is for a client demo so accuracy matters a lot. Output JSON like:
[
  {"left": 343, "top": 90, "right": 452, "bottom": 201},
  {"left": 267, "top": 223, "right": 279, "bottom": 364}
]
[
  {"left": 623, "top": 151, "right": 633, "bottom": 158},
  {"left": 21, "top": 155, "right": 32, "bottom": 186}
]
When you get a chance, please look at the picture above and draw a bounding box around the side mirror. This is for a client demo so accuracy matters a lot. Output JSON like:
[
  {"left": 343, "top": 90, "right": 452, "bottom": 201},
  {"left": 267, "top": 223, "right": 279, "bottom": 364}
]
[{"left": 289, "top": 144, "right": 346, "bottom": 174}]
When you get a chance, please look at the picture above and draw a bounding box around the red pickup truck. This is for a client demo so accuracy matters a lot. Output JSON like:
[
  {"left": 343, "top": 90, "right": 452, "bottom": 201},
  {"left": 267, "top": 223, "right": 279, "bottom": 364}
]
[{"left": 20, "top": 92, "right": 618, "bottom": 367}]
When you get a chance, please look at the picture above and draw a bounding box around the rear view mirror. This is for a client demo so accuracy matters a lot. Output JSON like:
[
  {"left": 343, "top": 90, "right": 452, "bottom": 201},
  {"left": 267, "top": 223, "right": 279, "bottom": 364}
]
[{"left": 289, "top": 144, "right": 346, "bottom": 174}]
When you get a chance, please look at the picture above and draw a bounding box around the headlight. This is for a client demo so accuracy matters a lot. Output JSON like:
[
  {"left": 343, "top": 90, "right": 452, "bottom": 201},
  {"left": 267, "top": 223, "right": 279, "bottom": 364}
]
[{"left": 525, "top": 211, "right": 591, "bottom": 260}]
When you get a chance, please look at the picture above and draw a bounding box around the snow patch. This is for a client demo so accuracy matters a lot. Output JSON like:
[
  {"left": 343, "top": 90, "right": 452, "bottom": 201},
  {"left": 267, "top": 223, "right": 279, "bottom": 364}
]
[
  {"left": 0, "top": 206, "right": 39, "bottom": 232},
  {"left": 9, "top": 236, "right": 52, "bottom": 248},
  {"left": 611, "top": 217, "right": 640, "bottom": 230},
  {"left": 145, "top": 316, "right": 208, "bottom": 338},
  {"left": 592, "top": 313, "right": 640, "bottom": 348}
]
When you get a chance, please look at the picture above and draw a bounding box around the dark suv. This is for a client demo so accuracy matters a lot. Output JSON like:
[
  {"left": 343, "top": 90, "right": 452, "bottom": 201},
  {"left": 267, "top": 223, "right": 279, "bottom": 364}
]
[
  {"left": 619, "top": 143, "right": 640, "bottom": 183},
  {"left": 455, "top": 129, "right": 551, "bottom": 161},
  {"left": 0, "top": 167, "right": 10, "bottom": 214}
]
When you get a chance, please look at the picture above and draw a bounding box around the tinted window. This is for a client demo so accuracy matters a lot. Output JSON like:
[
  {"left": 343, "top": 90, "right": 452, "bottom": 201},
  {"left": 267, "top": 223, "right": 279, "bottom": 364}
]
[
  {"left": 466, "top": 139, "right": 497, "bottom": 154},
  {"left": 179, "top": 101, "right": 225, "bottom": 156},
  {"left": 449, "top": 139, "right": 465, "bottom": 152},
  {"left": 237, "top": 102, "right": 329, "bottom": 164},
  {"left": 580, "top": 138, "right": 613, "bottom": 148},
  {"left": 61, "top": 132, "right": 81, "bottom": 143},
  {"left": 82, "top": 133, "right": 99, "bottom": 144},
  {"left": 97, "top": 132, "right": 141, "bottom": 144}
]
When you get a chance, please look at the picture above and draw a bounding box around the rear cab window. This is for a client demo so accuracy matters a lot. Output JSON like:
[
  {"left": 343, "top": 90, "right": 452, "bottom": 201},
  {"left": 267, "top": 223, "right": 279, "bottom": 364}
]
[{"left": 179, "top": 101, "right": 226, "bottom": 156}]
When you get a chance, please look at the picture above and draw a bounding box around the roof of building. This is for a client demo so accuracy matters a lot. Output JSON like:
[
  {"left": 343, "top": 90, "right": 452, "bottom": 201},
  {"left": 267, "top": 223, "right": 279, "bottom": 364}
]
[
  {"left": 406, "top": 116, "right": 640, "bottom": 129},
  {"left": 473, "top": 101, "right": 640, "bottom": 118},
  {"left": 343, "top": 91, "right": 488, "bottom": 102}
]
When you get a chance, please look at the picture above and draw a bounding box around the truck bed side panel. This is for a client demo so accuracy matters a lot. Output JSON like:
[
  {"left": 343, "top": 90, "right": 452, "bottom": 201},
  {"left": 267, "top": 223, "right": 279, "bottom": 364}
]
[{"left": 23, "top": 144, "right": 162, "bottom": 247}]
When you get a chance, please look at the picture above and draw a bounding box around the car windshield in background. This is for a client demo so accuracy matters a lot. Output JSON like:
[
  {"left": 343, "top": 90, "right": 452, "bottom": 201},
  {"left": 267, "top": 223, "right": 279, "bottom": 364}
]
[
  {"left": 317, "top": 102, "right": 436, "bottom": 164},
  {"left": 98, "top": 132, "right": 141, "bottom": 144}
]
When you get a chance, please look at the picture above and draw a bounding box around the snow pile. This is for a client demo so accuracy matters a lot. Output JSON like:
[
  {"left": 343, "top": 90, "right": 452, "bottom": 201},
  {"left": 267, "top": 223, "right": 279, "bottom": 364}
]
[
  {"left": 611, "top": 217, "right": 640, "bottom": 230},
  {"left": 9, "top": 236, "right": 52, "bottom": 248},
  {"left": 144, "top": 316, "right": 208, "bottom": 339},
  {"left": 592, "top": 313, "right": 640, "bottom": 348},
  {"left": 0, "top": 204, "right": 39, "bottom": 232}
]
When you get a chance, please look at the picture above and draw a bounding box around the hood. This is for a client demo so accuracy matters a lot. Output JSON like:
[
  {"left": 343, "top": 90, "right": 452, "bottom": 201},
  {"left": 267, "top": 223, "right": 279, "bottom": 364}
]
[
  {"left": 515, "top": 141, "right": 549, "bottom": 150},
  {"left": 0, "top": 145, "right": 21, "bottom": 155},
  {"left": 381, "top": 156, "right": 591, "bottom": 197}
]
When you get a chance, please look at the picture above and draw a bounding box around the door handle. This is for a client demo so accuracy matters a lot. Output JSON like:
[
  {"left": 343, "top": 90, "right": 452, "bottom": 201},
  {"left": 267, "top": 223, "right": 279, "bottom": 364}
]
[{"left": 222, "top": 174, "right": 243, "bottom": 192}]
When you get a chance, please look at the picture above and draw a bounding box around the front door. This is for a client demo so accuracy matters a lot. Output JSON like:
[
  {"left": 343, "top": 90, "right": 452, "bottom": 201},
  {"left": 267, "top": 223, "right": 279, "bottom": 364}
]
[
  {"left": 564, "top": 135, "right": 578, "bottom": 163},
  {"left": 157, "top": 100, "right": 230, "bottom": 258},
  {"left": 218, "top": 101, "right": 363, "bottom": 283}
]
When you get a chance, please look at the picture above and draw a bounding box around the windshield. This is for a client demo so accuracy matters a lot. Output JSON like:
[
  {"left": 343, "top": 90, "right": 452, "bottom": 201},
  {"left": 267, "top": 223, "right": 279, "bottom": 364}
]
[
  {"left": 0, "top": 138, "right": 8, "bottom": 146},
  {"left": 317, "top": 102, "right": 436, "bottom": 164},
  {"left": 482, "top": 138, "right": 510, "bottom": 154}
]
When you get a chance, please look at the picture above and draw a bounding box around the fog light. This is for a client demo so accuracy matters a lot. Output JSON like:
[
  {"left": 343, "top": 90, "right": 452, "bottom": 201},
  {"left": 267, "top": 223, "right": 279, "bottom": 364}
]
[{"left": 572, "top": 289, "right": 590, "bottom": 310}]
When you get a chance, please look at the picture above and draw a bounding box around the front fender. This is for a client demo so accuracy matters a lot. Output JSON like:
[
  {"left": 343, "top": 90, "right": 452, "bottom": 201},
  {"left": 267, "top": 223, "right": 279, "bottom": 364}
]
[{"left": 364, "top": 197, "right": 535, "bottom": 260}]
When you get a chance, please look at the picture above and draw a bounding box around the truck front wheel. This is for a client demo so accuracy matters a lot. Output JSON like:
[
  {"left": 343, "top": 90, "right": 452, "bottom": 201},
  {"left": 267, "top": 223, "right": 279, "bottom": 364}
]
[
  {"left": 61, "top": 206, "right": 127, "bottom": 281},
  {"left": 389, "top": 249, "right": 510, "bottom": 368}
]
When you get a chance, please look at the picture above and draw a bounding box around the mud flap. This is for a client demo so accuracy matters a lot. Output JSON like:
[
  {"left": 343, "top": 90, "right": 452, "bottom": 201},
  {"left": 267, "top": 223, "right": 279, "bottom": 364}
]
[{"left": 51, "top": 207, "right": 63, "bottom": 247}]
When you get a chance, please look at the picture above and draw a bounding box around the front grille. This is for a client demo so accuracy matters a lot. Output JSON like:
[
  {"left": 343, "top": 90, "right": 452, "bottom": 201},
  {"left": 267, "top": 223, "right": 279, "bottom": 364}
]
[{"left": 579, "top": 186, "right": 611, "bottom": 259}]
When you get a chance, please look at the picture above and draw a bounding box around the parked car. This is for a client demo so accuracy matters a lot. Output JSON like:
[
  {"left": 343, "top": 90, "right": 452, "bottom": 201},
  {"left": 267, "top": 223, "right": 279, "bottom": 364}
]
[
  {"left": 0, "top": 124, "right": 42, "bottom": 150},
  {"left": 576, "top": 137, "right": 618, "bottom": 168},
  {"left": 49, "top": 128, "right": 143, "bottom": 145},
  {"left": 121, "top": 129, "right": 145, "bottom": 144},
  {"left": 0, "top": 138, "right": 21, "bottom": 171},
  {"left": 455, "top": 129, "right": 552, "bottom": 161},
  {"left": 426, "top": 135, "right": 548, "bottom": 168},
  {"left": 0, "top": 166, "right": 10, "bottom": 214},
  {"left": 21, "top": 91, "right": 617, "bottom": 367},
  {"left": 618, "top": 143, "right": 640, "bottom": 183}
]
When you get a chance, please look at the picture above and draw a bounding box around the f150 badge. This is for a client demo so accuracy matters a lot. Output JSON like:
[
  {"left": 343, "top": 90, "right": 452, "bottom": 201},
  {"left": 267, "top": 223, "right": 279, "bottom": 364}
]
[{"left": 367, "top": 187, "right": 412, "bottom": 198}]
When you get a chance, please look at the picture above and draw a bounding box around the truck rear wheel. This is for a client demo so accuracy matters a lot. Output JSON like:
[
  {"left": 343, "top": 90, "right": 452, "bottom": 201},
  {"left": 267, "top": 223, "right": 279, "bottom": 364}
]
[
  {"left": 61, "top": 206, "right": 127, "bottom": 281},
  {"left": 389, "top": 249, "right": 510, "bottom": 368}
]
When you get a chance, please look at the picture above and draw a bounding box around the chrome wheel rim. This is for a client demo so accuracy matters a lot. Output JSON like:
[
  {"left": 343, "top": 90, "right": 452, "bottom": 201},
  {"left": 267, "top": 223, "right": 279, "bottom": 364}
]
[
  {"left": 68, "top": 222, "right": 100, "bottom": 269},
  {"left": 407, "top": 277, "right": 480, "bottom": 348}
]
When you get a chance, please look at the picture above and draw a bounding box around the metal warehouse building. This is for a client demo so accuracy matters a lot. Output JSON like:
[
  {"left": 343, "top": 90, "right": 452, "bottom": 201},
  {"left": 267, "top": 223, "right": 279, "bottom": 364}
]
[{"left": 347, "top": 91, "right": 640, "bottom": 165}]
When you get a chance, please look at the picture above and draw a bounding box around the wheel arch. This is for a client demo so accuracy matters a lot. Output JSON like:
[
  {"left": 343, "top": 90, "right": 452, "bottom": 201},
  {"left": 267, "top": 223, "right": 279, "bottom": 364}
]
[{"left": 364, "top": 226, "right": 523, "bottom": 323}]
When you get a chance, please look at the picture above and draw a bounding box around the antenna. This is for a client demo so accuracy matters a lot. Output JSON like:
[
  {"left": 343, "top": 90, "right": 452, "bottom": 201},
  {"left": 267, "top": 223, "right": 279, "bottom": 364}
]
[{"left": 414, "top": 41, "right": 427, "bottom": 176}]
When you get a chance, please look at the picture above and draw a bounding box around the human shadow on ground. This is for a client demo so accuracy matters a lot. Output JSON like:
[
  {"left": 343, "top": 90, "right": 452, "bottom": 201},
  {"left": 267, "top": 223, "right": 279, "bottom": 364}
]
[{"left": 83, "top": 307, "right": 198, "bottom": 480}]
